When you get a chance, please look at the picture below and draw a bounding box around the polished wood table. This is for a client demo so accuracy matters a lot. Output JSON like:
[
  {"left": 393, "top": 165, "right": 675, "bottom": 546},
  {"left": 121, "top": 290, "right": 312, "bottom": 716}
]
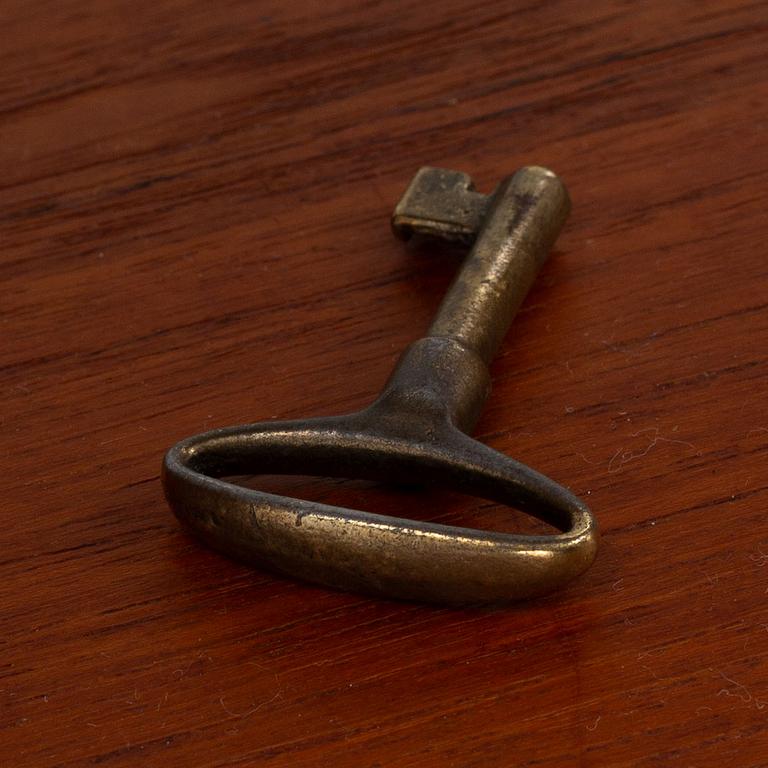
[{"left": 3, "top": 1, "right": 767, "bottom": 765}]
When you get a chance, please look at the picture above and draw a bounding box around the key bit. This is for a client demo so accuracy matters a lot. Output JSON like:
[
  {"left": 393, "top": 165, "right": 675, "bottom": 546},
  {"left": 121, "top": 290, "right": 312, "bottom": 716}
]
[
  {"left": 163, "top": 165, "right": 598, "bottom": 605},
  {"left": 392, "top": 167, "right": 490, "bottom": 244}
]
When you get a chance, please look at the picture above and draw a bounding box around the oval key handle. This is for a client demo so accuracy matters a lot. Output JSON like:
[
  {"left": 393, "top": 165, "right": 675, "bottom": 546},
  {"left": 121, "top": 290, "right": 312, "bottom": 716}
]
[{"left": 163, "top": 166, "right": 599, "bottom": 604}]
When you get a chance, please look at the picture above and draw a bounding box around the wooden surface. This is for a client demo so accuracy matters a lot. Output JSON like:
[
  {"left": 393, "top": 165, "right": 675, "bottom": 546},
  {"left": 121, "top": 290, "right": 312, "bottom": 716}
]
[{"left": 3, "top": 1, "right": 767, "bottom": 765}]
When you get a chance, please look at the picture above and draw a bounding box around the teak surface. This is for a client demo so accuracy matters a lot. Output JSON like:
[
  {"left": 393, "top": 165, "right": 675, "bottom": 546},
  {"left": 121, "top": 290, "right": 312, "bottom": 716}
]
[{"left": 2, "top": 1, "right": 767, "bottom": 766}]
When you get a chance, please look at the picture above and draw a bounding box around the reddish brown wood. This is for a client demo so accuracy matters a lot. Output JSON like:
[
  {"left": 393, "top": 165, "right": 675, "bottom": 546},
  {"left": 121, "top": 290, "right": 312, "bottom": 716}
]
[{"left": 2, "top": 1, "right": 767, "bottom": 765}]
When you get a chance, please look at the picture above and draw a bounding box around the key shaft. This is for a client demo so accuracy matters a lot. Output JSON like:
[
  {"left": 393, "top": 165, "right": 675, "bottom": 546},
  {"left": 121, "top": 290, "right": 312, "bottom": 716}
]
[
  {"left": 383, "top": 166, "right": 571, "bottom": 432},
  {"left": 427, "top": 167, "right": 570, "bottom": 365}
]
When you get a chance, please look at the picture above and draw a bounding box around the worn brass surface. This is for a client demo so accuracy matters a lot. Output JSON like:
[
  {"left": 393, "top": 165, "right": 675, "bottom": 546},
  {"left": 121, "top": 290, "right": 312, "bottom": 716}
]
[{"left": 163, "top": 166, "right": 599, "bottom": 604}]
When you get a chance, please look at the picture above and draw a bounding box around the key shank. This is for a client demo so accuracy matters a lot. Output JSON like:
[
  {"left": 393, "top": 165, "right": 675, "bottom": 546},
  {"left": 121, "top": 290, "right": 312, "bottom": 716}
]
[{"left": 380, "top": 166, "right": 570, "bottom": 434}]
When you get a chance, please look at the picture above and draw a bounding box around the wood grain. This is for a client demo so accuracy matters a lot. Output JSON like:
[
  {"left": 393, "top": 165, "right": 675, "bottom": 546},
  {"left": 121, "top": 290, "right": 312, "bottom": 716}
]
[{"left": 2, "top": 1, "right": 767, "bottom": 765}]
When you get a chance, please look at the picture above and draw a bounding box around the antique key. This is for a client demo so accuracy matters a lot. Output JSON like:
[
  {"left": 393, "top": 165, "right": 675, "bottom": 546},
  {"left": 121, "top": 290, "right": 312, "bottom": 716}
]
[{"left": 163, "top": 166, "right": 599, "bottom": 604}]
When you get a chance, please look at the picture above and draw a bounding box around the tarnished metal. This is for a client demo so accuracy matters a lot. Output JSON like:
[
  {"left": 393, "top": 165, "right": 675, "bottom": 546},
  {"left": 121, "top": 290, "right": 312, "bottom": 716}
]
[{"left": 163, "top": 166, "right": 599, "bottom": 604}]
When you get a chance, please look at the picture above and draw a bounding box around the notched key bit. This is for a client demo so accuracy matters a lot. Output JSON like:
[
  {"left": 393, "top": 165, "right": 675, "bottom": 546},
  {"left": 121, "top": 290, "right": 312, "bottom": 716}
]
[
  {"left": 392, "top": 167, "right": 490, "bottom": 245},
  {"left": 163, "top": 165, "right": 599, "bottom": 605}
]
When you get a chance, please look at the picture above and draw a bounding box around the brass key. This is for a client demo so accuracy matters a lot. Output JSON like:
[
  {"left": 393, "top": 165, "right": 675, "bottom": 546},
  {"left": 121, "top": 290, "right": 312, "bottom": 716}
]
[{"left": 163, "top": 166, "right": 598, "bottom": 604}]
